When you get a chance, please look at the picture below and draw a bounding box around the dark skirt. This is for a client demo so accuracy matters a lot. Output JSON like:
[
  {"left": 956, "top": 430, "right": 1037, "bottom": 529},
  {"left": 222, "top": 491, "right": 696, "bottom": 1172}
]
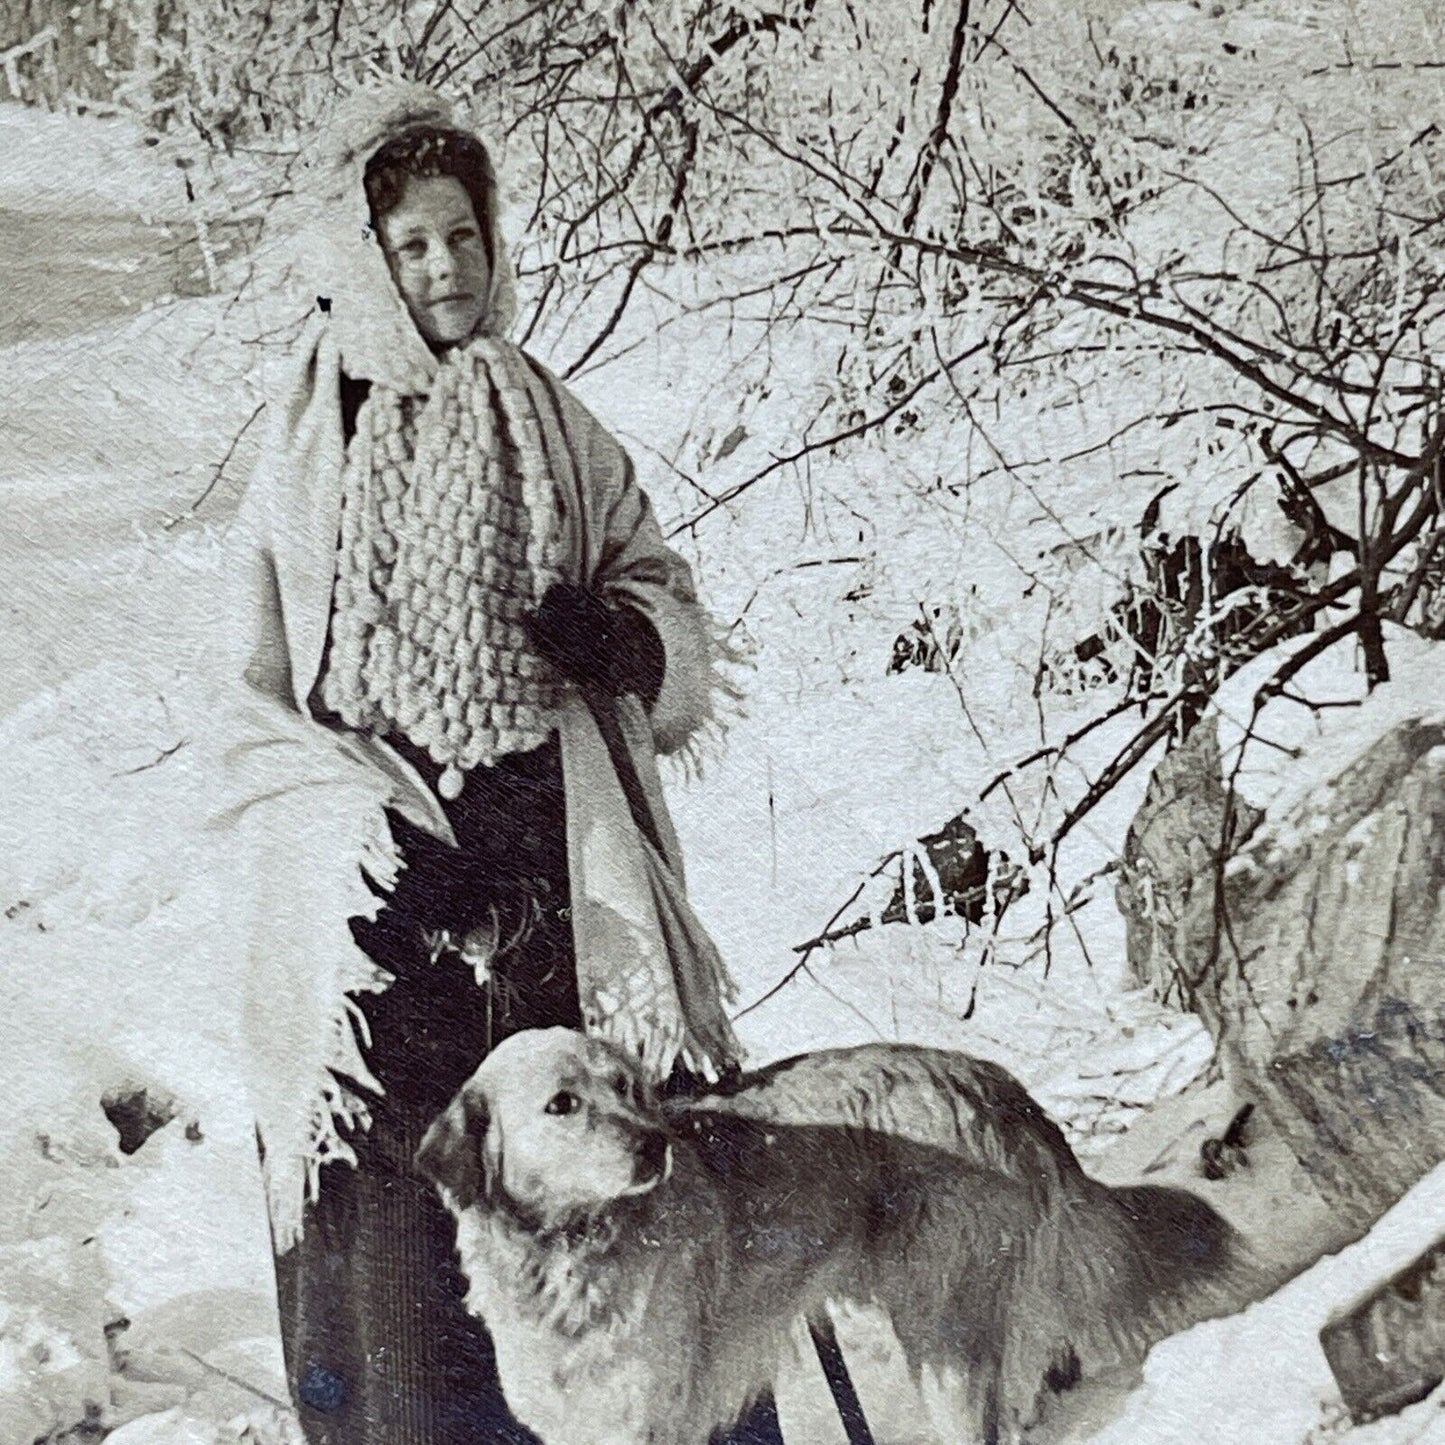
[
  {"left": 273, "top": 734, "right": 786, "bottom": 1445},
  {"left": 274, "top": 738, "right": 576, "bottom": 1445}
]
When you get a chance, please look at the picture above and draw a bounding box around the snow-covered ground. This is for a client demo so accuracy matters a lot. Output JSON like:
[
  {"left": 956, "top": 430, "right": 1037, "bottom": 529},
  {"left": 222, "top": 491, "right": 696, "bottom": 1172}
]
[{"left": 2, "top": 98, "right": 1440, "bottom": 1445}]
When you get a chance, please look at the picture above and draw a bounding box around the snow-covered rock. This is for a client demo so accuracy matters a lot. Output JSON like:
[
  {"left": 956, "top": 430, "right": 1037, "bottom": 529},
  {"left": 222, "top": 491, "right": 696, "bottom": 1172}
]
[{"left": 1117, "top": 629, "right": 1445, "bottom": 1232}]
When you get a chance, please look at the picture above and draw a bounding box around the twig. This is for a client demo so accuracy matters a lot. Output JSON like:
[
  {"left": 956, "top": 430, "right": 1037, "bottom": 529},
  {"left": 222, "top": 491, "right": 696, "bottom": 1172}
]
[
  {"left": 176, "top": 1347, "right": 291, "bottom": 1411},
  {"left": 897, "top": 0, "right": 971, "bottom": 241},
  {"left": 732, "top": 864, "right": 887, "bottom": 1022},
  {"left": 163, "top": 402, "right": 264, "bottom": 530},
  {"left": 979, "top": 691, "right": 1160, "bottom": 802},
  {"left": 111, "top": 740, "right": 188, "bottom": 778}
]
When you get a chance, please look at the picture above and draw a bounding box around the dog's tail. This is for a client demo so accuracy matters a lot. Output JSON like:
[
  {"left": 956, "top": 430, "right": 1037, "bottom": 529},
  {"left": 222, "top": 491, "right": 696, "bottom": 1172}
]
[
  {"left": 1112, "top": 1183, "right": 1258, "bottom": 1329},
  {"left": 996, "top": 1179, "right": 1260, "bottom": 1434},
  {"left": 1052, "top": 1181, "right": 1260, "bottom": 1376},
  {"left": 972, "top": 1176, "right": 1262, "bottom": 1438}
]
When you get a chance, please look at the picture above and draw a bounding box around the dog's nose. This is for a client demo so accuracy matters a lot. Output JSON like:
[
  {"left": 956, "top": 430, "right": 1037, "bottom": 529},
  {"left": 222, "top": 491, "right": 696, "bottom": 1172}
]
[{"left": 635, "top": 1130, "right": 669, "bottom": 1181}]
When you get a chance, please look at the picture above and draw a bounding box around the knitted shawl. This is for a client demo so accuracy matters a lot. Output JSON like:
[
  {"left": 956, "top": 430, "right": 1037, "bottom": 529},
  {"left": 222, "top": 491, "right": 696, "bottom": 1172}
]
[{"left": 318, "top": 337, "right": 564, "bottom": 796}]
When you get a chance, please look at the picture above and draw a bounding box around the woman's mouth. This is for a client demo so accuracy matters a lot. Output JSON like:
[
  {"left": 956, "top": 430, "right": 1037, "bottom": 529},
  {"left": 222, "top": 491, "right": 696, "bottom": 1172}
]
[{"left": 411, "top": 291, "right": 483, "bottom": 344}]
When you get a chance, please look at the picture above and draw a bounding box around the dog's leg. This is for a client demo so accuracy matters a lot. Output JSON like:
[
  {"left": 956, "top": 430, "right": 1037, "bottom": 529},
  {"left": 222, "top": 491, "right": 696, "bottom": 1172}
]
[
  {"left": 975, "top": 1374, "right": 1003, "bottom": 1445},
  {"left": 895, "top": 1288, "right": 1009, "bottom": 1445},
  {"left": 918, "top": 1359, "right": 1003, "bottom": 1445}
]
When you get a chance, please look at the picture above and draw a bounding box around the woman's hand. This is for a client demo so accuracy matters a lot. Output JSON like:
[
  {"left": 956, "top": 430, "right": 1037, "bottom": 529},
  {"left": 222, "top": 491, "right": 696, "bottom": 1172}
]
[{"left": 525, "top": 582, "right": 665, "bottom": 709}]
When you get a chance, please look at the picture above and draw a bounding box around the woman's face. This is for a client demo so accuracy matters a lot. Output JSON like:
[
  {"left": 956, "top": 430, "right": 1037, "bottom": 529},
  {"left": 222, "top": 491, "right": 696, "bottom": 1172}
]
[{"left": 376, "top": 173, "right": 492, "bottom": 346}]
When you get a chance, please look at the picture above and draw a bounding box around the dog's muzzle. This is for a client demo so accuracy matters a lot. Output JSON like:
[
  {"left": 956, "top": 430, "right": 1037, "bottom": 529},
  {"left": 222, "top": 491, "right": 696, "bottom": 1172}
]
[{"left": 629, "top": 1129, "right": 672, "bottom": 1191}]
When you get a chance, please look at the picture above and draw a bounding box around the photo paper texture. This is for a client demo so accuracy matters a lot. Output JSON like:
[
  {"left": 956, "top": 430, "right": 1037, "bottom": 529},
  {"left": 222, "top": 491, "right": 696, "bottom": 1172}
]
[{"left": 3, "top": 4, "right": 1444, "bottom": 1442}]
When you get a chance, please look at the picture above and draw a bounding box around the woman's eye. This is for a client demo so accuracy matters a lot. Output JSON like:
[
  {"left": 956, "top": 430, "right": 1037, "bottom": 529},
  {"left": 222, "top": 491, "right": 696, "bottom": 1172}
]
[
  {"left": 400, "top": 240, "right": 426, "bottom": 259},
  {"left": 545, "top": 1091, "right": 579, "bottom": 1117}
]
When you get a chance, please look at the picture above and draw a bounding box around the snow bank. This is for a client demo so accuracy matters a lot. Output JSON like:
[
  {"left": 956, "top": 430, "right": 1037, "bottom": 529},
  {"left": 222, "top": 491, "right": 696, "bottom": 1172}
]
[
  {"left": 0, "top": 1237, "right": 111, "bottom": 1444},
  {"left": 1070, "top": 1162, "right": 1445, "bottom": 1444},
  {"left": 1212, "top": 624, "right": 1445, "bottom": 820},
  {"left": 0, "top": 102, "right": 194, "bottom": 221},
  {"left": 0, "top": 661, "right": 246, "bottom": 1138}
]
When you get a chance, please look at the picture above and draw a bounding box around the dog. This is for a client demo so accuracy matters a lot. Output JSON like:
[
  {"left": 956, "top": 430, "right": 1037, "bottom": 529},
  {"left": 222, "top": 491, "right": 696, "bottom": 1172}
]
[{"left": 415, "top": 1028, "right": 1257, "bottom": 1445}]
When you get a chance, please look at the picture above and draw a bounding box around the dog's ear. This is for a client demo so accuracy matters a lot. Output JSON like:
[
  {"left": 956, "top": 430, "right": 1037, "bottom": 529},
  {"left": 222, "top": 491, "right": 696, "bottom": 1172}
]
[{"left": 415, "top": 1090, "right": 491, "bottom": 1210}]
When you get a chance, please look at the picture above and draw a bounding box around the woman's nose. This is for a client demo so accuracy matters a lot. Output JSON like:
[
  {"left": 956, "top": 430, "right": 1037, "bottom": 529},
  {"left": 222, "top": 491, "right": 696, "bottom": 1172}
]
[{"left": 427, "top": 242, "right": 456, "bottom": 285}]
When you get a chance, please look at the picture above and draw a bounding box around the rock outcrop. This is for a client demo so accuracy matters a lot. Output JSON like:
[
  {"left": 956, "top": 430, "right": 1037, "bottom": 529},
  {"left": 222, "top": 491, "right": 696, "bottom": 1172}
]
[{"left": 1118, "top": 639, "right": 1445, "bottom": 1235}]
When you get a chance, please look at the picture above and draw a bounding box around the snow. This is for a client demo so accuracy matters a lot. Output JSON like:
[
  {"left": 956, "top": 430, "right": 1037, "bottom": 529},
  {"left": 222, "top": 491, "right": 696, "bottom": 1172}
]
[
  {"left": 1211, "top": 624, "right": 1445, "bottom": 819},
  {"left": 1069, "top": 1163, "right": 1445, "bottom": 1445},
  {"left": 2, "top": 81, "right": 1440, "bottom": 1444},
  {"left": 0, "top": 103, "right": 195, "bottom": 221},
  {"left": 0, "top": 1238, "right": 110, "bottom": 1445}
]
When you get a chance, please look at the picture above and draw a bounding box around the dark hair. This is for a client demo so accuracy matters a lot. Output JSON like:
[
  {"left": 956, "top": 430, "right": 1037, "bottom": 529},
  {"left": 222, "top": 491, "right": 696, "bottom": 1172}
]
[{"left": 363, "top": 124, "right": 497, "bottom": 264}]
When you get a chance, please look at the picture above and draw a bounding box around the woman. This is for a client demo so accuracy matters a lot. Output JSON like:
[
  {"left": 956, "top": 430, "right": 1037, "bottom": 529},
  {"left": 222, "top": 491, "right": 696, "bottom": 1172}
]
[{"left": 226, "top": 85, "right": 747, "bottom": 1444}]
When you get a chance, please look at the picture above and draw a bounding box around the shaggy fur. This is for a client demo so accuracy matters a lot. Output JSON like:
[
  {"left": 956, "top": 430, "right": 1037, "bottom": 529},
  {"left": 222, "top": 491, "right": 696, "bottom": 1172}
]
[{"left": 416, "top": 1029, "right": 1258, "bottom": 1445}]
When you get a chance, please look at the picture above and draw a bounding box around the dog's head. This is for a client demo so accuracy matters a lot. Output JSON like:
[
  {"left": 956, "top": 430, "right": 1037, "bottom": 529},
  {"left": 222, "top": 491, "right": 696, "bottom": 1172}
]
[{"left": 414, "top": 1028, "right": 672, "bottom": 1231}]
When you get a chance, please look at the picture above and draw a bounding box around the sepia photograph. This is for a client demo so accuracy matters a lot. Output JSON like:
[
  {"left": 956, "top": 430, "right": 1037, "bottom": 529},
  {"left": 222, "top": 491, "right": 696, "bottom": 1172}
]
[{"left": 2, "top": 2, "right": 1444, "bottom": 1442}]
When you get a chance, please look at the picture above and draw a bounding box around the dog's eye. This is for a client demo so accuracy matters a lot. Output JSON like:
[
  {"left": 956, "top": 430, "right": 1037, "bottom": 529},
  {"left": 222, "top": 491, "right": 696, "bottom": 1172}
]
[
  {"left": 613, "top": 1074, "right": 631, "bottom": 1099},
  {"left": 544, "top": 1091, "right": 580, "bottom": 1117}
]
